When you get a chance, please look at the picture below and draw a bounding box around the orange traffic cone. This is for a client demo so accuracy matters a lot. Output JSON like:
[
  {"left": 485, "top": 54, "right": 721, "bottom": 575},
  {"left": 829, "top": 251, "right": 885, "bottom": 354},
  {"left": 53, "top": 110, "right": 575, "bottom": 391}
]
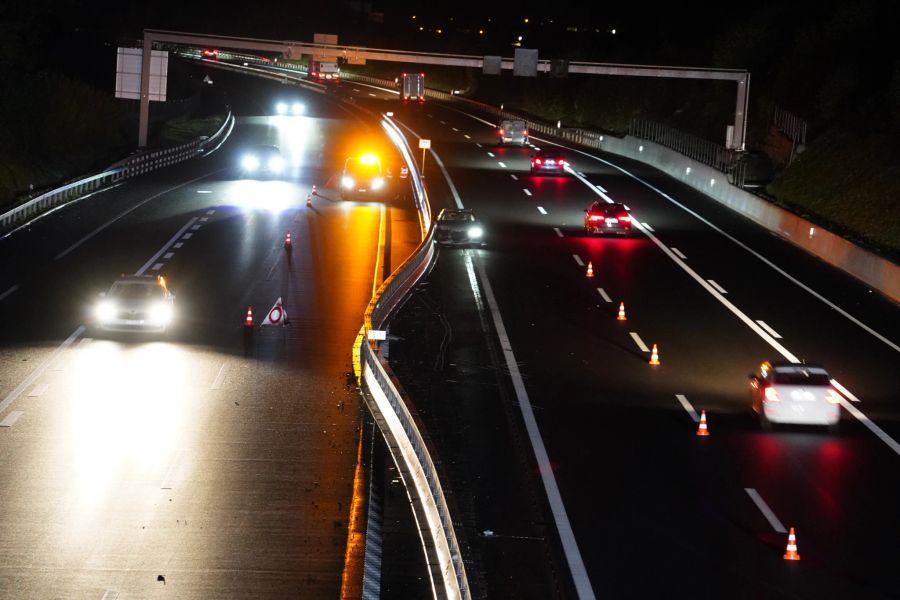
[
  {"left": 696, "top": 409, "right": 710, "bottom": 436},
  {"left": 311, "top": 184, "right": 318, "bottom": 196},
  {"left": 586, "top": 261, "right": 594, "bottom": 278},
  {"left": 306, "top": 194, "right": 312, "bottom": 207},
  {"left": 783, "top": 527, "right": 800, "bottom": 560},
  {"left": 649, "top": 344, "right": 661, "bottom": 365},
  {"left": 284, "top": 232, "right": 292, "bottom": 249},
  {"left": 244, "top": 306, "right": 254, "bottom": 327},
  {"left": 617, "top": 302, "right": 627, "bottom": 321}
]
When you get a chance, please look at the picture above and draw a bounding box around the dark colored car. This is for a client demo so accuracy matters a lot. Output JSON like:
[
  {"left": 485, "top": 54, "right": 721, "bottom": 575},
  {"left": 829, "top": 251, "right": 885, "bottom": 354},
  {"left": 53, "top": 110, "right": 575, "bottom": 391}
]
[
  {"left": 435, "top": 208, "right": 485, "bottom": 246},
  {"left": 531, "top": 150, "right": 568, "bottom": 175},
  {"left": 583, "top": 201, "right": 633, "bottom": 235}
]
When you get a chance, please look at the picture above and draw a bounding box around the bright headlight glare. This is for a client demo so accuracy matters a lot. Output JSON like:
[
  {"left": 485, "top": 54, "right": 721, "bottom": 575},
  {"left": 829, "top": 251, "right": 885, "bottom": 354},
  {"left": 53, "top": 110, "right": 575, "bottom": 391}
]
[
  {"left": 149, "top": 302, "right": 173, "bottom": 325},
  {"left": 276, "top": 102, "right": 288, "bottom": 114},
  {"left": 96, "top": 301, "right": 116, "bottom": 322},
  {"left": 342, "top": 176, "right": 355, "bottom": 189},
  {"left": 269, "top": 157, "right": 285, "bottom": 172},
  {"left": 292, "top": 102, "right": 304, "bottom": 114},
  {"left": 241, "top": 155, "right": 260, "bottom": 171},
  {"left": 371, "top": 177, "right": 384, "bottom": 190},
  {"left": 468, "top": 226, "right": 484, "bottom": 239}
]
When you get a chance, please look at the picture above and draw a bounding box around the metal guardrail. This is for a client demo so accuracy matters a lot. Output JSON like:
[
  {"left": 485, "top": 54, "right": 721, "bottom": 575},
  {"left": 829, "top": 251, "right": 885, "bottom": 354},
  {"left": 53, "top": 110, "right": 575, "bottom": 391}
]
[
  {"left": 629, "top": 118, "right": 738, "bottom": 172},
  {"left": 1, "top": 111, "right": 234, "bottom": 234}
]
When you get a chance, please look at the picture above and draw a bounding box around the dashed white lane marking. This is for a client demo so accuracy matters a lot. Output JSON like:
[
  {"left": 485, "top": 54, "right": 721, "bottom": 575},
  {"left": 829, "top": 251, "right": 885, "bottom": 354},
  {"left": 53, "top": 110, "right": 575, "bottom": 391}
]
[
  {"left": 744, "top": 488, "right": 787, "bottom": 533},
  {"left": 206, "top": 209, "right": 215, "bottom": 215},
  {"left": 831, "top": 379, "right": 860, "bottom": 403},
  {"left": 510, "top": 174, "right": 518, "bottom": 181},
  {"left": 28, "top": 384, "right": 49, "bottom": 398},
  {"left": 211, "top": 363, "right": 228, "bottom": 390},
  {"left": 174, "top": 242, "right": 184, "bottom": 249},
  {"left": 353, "top": 88, "right": 360, "bottom": 92},
  {"left": 487, "top": 151, "right": 495, "bottom": 158},
  {"left": 629, "top": 332, "right": 650, "bottom": 353},
  {"left": 465, "top": 253, "right": 596, "bottom": 600},
  {"left": 675, "top": 394, "right": 699, "bottom": 422},
  {"left": 78, "top": 338, "right": 92, "bottom": 347},
  {"left": 573, "top": 254, "right": 584, "bottom": 266},
  {"left": 182, "top": 233, "right": 193, "bottom": 240},
  {"left": 0, "top": 411, "right": 23, "bottom": 427},
  {"left": 163, "top": 252, "right": 175, "bottom": 259},
  {"left": 151, "top": 263, "right": 163, "bottom": 271},
  {"left": 597, "top": 184, "right": 607, "bottom": 193},
  {"left": 553, "top": 227, "right": 563, "bottom": 238},
  {"left": 671, "top": 247, "right": 687, "bottom": 260},
  {"left": 102, "top": 590, "right": 120, "bottom": 600},
  {"left": 199, "top": 217, "right": 209, "bottom": 222},
  {"left": 197, "top": 190, "right": 212, "bottom": 194},
  {"left": 537, "top": 206, "right": 547, "bottom": 215},
  {"left": 452, "top": 127, "right": 459, "bottom": 132},
  {"left": 476, "top": 143, "right": 482, "bottom": 148},
  {"left": 498, "top": 162, "right": 507, "bottom": 168},
  {"left": 707, "top": 279, "right": 728, "bottom": 294},
  {"left": 755, "top": 320, "right": 782, "bottom": 339},
  {"left": 0, "top": 284, "right": 20, "bottom": 302},
  {"left": 523, "top": 189, "right": 532, "bottom": 196},
  {"left": 366, "top": 93, "right": 376, "bottom": 97},
  {"left": 439, "top": 120, "right": 446, "bottom": 125},
  {"left": 427, "top": 114, "right": 433, "bottom": 117},
  {"left": 642, "top": 222, "right": 654, "bottom": 231},
  {"left": 596, "top": 287, "right": 612, "bottom": 303},
  {"left": 191, "top": 224, "right": 202, "bottom": 231},
  {"left": 0, "top": 325, "right": 85, "bottom": 415},
  {"left": 137, "top": 218, "right": 198, "bottom": 276},
  {"left": 464, "top": 134, "right": 471, "bottom": 139}
]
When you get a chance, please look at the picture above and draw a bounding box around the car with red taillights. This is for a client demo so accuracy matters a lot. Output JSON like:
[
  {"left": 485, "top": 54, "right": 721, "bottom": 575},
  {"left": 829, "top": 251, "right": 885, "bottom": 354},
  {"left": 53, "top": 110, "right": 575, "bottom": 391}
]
[
  {"left": 749, "top": 361, "right": 841, "bottom": 432},
  {"left": 531, "top": 150, "right": 568, "bottom": 175},
  {"left": 583, "top": 201, "right": 633, "bottom": 235}
]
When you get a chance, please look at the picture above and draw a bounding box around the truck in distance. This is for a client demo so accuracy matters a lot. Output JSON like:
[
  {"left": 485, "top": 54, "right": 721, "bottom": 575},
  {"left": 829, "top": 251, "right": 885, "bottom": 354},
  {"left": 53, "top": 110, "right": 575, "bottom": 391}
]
[{"left": 401, "top": 72, "right": 425, "bottom": 103}]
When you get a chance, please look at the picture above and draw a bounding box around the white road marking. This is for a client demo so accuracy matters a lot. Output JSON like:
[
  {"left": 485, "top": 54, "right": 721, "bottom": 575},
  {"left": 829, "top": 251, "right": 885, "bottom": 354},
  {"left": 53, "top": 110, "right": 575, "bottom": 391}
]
[
  {"left": 160, "top": 449, "right": 185, "bottom": 490},
  {"left": 553, "top": 227, "right": 563, "bottom": 238},
  {"left": 671, "top": 247, "right": 687, "bottom": 260},
  {"left": 101, "top": 590, "right": 119, "bottom": 600},
  {"left": 211, "top": 363, "right": 228, "bottom": 390},
  {"left": 163, "top": 252, "right": 175, "bottom": 259},
  {"left": 707, "top": 279, "right": 728, "bottom": 294},
  {"left": 596, "top": 288, "right": 612, "bottom": 303},
  {"left": 475, "top": 143, "right": 482, "bottom": 148},
  {"left": 642, "top": 222, "right": 654, "bottom": 231},
  {"left": 199, "top": 217, "right": 209, "bottom": 222},
  {"left": 197, "top": 190, "right": 212, "bottom": 194},
  {"left": 78, "top": 338, "right": 93, "bottom": 347},
  {"left": 353, "top": 88, "right": 360, "bottom": 92},
  {"left": 137, "top": 217, "right": 198, "bottom": 275},
  {"left": 596, "top": 184, "right": 607, "bottom": 193},
  {"left": 537, "top": 206, "right": 547, "bottom": 215},
  {"left": 831, "top": 379, "right": 860, "bottom": 403},
  {"left": 427, "top": 114, "right": 433, "bottom": 117},
  {"left": 368, "top": 93, "right": 377, "bottom": 97},
  {"left": 0, "top": 325, "right": 85, "bottom": 415},
  {"left": 439, "top": 120, "right": 446, "bottom": 125},
  {"left": 28, "top": 384, "right": 49, "bottom": 397},
  {"left": 174, "top": 242, "right": 184, "bottom": 249},
  {"left": 675, "top": 394, "right": 699, "bottom": 422},
  {"left": 206, "top": 209, "right": 215, "bottom": 215},
  {"left": 498, "top": 162, "right": 507, "bottom": 168},
  {"left": 191, "top": 224, "right": 202, "bottom": 231},
  {"left": 151, "top": 263, "right": 163, "bottom": 271},
  {"left": 452, "top": 127, "right": 459, "bottom": 132},
  {"left": 744, "top": 488, "right": 787, "bottom": 533},
  {"left": 0, "top": 284, "right": 20, "bottom": 302},
  {"left": 0, "top": 411, "right": 23, "bottom": 427},
  {"left": 573, "top": 254, "right": 584, "bottom": 266},
  {"left": 629, "top": 332, "right": 650, "bottom": 352},
  {"left": 464, "top": 134, "right": 471, "bottom": 139},
  {"left": 523, "top": 189, "right": 532, "bottom": 196},
  {"left": 755, "top": 320, "right": 782, "bottom": 339},
  {"left": 487, "top": 151, "right": 495, "bottom": 158},
  {"left": 465, "top": 253, "right": 596, "bottom": 599},
  {"left": 510, "top": 174, "right": 518, "bottom": 181}
]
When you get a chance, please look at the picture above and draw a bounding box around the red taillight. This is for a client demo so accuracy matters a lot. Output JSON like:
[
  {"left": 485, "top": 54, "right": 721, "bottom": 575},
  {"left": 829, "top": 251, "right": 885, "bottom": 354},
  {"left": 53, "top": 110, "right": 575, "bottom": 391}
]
[
  {"left": 589, "top": 215, "right": 603, "bottom": 221},
  {"left": 764, "top": 386, "right": 780, "bottom": 402},
  {"left": 534, "top": 158, "right": 542, "bottom": 165},
  {"left": 524, "top": 129, "right": 528, "bottom": 136},
  {"left": 617, "top": 215, "right": 631, "bottom": 222},
  {"left": 557, "top": 159, "right": 565, "bottom": 165},
  {"left": 499, "top": 128, "right": 504, "bottom": 135}
]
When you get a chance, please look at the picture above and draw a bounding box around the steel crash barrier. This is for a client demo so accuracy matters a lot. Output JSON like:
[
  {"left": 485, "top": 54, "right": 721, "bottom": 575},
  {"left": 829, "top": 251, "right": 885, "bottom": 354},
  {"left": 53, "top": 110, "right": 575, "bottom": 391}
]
[{"left": 0, "top": 111, "right": 234, "bottom": 234}]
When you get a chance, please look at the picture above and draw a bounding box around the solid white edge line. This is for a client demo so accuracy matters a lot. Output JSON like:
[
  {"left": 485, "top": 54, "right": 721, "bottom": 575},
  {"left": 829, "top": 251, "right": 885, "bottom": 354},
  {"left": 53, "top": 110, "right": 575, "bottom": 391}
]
[
  {"left": 136, "top": 217, "right": 199, "bottom": 276},
  {"left": 744, "top": 488, "right": 787, "bottom": 533},
  {"left": 707, "top": 279, "right": 728, "bottom": 294},
  {"left": 675, "top": 394, "right": 700, "bottom": 422},
  {"left": 573, "top": 254, "right": 584, "bottom": 266},
  {"left": 830, "top": 379, "right": 860, "bottom": 403},
  {"left": 553, "top": 227, "right": 563, "bottom": 238},
  {"left": 487, "top": 152, "right": 495, "bottom": 158},
  {"left": 211, "top": 363, "right": 227, "bottom": 390},
  {"left": 671, "top": 247, "right": 687, "bottom": 260},
  {"left": 0, "top": 411, "right": 24, "bottom": 427},
  {"left": 498, "top": 162, "right": 507, "bottom": 168},
  {"left": 537, "top": 206, "right": 547, "bottom": 215},
  {"left": 467, "top": 255, "right": 596, "bottom": 600},
  {"left": 523, "top": 189, "right": 532, "bottom": 196},
  {"left": 597, "top": 287, "right": 612, "bottom": 303},
  {"left": 755, "top": 320, "right": 782, "bottom": 339},
  {"left": 510, "top": 174, "right": 518, "bottom": 180},
  {"left": 642, "top": 222, "right": 654, "bottom": 232},
  {"left": 629, "top": 332, "right": 650, "bottom": 353},
  {"left": 0, "top": 284, "right": 20, "bottom": 302},
  {"left": 390, "top": 119, "right": 464, "bottom": 209},
  {"left": 0, "top": 325, "right": 85, "bottom": 415}
]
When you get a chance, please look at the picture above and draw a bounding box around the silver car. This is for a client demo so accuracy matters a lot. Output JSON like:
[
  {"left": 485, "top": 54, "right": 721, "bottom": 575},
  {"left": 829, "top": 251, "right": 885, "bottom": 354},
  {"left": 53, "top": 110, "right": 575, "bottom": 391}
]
[
  {"left": 749, "top": 361, "right": 841, "bottom": 431},
  {"left": 497, "top": 119, "right": 528, "bottom": 146},
  {"left": 95, "top": 275, "right": 175, "bottom": 333},
  {"left": 435, "top": 209, "right": 485, "bottom": 246}
]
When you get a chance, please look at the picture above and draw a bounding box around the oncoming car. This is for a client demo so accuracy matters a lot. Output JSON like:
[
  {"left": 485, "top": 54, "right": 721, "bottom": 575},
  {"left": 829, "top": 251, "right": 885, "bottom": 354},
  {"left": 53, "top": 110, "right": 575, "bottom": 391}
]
[
  {"left": 749, "top": 361, "right": 841, "bottom": 432},
  {"left": 239, "top": 145, "right": 286, "bottom": 177},
  {"left": 583, "top": 201, "right": 633, "bottom": 236},
  {"left": 341, "top": 153, "right": 385, "bottom": 200},
  {"left": 435, "top": 208, "right": 485, "bottom": 246},
  {"left": 95, "top": 275, "right": 175, "bottom": 333},
  {"left": 531, "top": 150, "right": 568, "bottom": 175},
  {"left": 275, "top": 101, "right": 305, "bottom": 115}
]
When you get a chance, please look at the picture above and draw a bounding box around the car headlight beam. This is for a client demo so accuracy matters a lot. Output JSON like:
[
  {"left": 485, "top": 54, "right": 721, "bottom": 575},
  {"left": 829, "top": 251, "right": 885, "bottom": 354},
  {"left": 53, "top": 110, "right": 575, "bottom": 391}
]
[
  {"left": 342, "top": 176, "right": 355, "bottom": 189},
  {"left": 96, "top": 301, "right": 116, "bottom": 322},
  {"left": 241, "top": 155, "right": 260, "bottom": 171},
  {"left": 371, "top": 176, "right": 384, "bottom": 190},
  {"left": 468, "top": 226, "right": 484, "bottom": 239}
]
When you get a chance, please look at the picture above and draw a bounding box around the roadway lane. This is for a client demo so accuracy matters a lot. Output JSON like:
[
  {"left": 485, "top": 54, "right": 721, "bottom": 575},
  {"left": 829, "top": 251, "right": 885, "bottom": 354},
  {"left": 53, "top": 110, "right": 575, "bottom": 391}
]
[
  {"left": 0, "top": 73, "right": 422, "bottom": 597},
  {"left": 365, "top": 93, "right": 899, "bottom": 598}
]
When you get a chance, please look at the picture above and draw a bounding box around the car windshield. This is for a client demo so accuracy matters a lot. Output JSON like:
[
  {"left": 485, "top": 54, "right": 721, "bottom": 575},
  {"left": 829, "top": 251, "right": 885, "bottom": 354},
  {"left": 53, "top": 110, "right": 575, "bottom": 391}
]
[
  {"left": 442, "top": 212, "right": 474, "bottom": 222},
  {"left": 773, "top": 370, "right": 831, "bottom": 385},
  {"left": 110, "top": 283, "right": 165, "bottom": 301},
  {"left": 590, "top": 203, "right": 626, "bottom": 215}
]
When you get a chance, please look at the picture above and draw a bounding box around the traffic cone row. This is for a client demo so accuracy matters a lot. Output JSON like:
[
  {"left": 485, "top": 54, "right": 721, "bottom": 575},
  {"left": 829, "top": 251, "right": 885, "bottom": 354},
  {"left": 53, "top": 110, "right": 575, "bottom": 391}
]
[
  {"left": 586, "top": 261, "right": 594, "bottom": 278},
  {"left": 306, "top": 194, "right": 313, "bottom": 207},
  {"left": 311, "top": 184, "right": 318, "bottom": 196},
  {"left": 783, "top": 527, "right": 800, "bottom": 560},
  {"left": 696, "top": 410, "right": 710, "bottom": 436},
  {"left": 649, "top": 344, "right": 660, "bottom": 365},
  {"left": 244, "top": 306, "right": 253, "bottom": 327},
  {"left": 617, "top": 302, "right": 627, "bottom": 321}
]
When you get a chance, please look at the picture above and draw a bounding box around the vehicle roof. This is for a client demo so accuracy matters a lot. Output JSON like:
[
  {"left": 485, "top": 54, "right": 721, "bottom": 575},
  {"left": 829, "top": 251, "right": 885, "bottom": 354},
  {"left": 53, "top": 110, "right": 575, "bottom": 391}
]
[
  {"left": 248, "top": 144, "right": 281, "bottom": 153},
  {"left": 589, "top": 202, "right": 628, "bottom": 211},
  {"left": 535, "top": 149, "right": 563, "bottom": 156},
  {"left": 114, "top": 275, "right": 160, "bottom": 284},
  {"left": 766, "top": 361, "right": 828, "bottom": 373}
]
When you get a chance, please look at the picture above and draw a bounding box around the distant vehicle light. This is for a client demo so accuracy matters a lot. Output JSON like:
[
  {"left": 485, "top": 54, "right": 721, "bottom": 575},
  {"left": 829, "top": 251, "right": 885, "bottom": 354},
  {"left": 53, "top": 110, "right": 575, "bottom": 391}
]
[
  {"left": 342, "top": 176, "right": 355, "bottom": 189},
  {"left": 291, "top": 102, "right": 304, "bottom": 114},
  {"left": 534, "top": 158, "right": 542, "bottom": 165},
  {"left": 241, "top": 155, "right": 260, "bottom": 171},
  {"left": 468, "top": 226, "right": 484, "bottom": 239},
  {"left": 498, "top": 128, "right": 504, "bottom": 135},
  {"left": 96, "top": 301, "right": 116, "bottom": 322},
  {"left": 557, "top": 159, "right": 565, "bottom": 165},
  {"left": 371, "top": 176, "right": 385, "bottom": 190},
  {"left": 764, "top": 386, "right": 780, "bottom": 402},
  {"left": 524, "top": 129, "right": 528, "bottom": 136},
  {"left": 360, "top": 153, "right": 378, "bottom": 165},
  {"left": 276, "top": 102, "right": 288, "bottom": 114}
]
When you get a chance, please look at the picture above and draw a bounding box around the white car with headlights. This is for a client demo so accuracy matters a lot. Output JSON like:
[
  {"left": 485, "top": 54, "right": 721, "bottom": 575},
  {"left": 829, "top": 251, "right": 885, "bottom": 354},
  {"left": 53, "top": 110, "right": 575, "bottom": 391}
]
[
  {"left": 239, "top": 144, "right": 286, "bottom": 177},
  {"left": 341, "top": 154, "right": 386, "bottom": 200},
  {"left": 749, "top": 361, "right": 841, "bottom": 432},
  {"left": 275, "top": 101, "right": 305, "bottom": 115},
  {"left": 434, "top": 208, "right": 485, "bottom": 246},
  {"left": 95, "top": 275, "right": 175, "bottom": 333}
]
